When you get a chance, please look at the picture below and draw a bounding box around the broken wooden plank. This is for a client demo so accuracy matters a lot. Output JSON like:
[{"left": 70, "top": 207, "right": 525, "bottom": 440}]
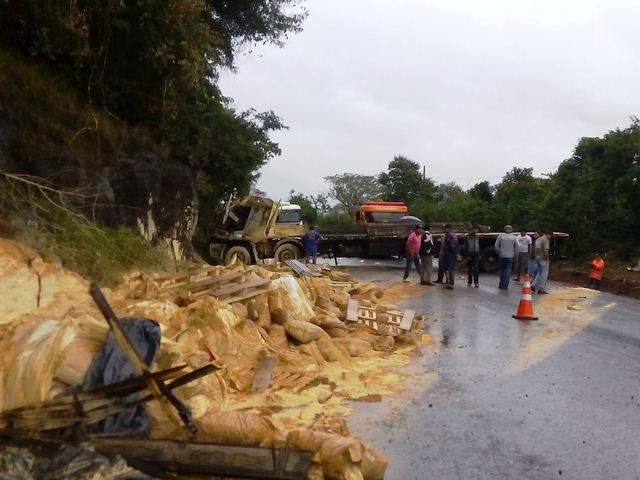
[
  {"left": 221, "top": 285, "right": 272, "bottom": 304},
  {"left": 252, "top": 356, "right": 277, "bottom": 391},
  {"left": 90, "top": 438, "right": 312, "bottom": 480},
  {"left": 195, "top": 278, "right": 271, "bottom": 299},
  {"left": 153, "top": 265, "right": 219, "bottom": 284},
  {"left": 399, "top": 309, "right": 415, "bottom": 331},
  {"left": 166, "top": 270, "right": 246, "bottom": 292},
  {"left": 329, "top": 281, "right": 356, "bottom": 289},
  {"left": 305, "top": 263, "right": 331, "bottom": 275},
  {"left": 0, "top": 365, "right": 218, "bottom": 433},
  {"left": 346, "top": 299, "right": 359, "bottom": 322}
]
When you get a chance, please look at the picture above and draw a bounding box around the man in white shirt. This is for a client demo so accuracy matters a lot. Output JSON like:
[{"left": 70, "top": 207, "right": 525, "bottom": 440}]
[
  {"left": 495, "top": 224, "right": 517, "bottom": 290},
  {"left": 514, "top": 228, "right": 532, "bottom": 282}
]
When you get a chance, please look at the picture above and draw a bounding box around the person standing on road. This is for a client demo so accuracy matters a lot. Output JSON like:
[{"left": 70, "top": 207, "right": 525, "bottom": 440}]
[
  {"left": 303, "top": 226, "right": 323, "bottom": 264},
  {"left": 514, "top": 228, "right": 532, "bottom": 282},
  {"left": 495, "top": 225, "right": 517, "bottom": 290},
  {"left": 433, "top": 236, "right": 445, "bottom": 283},
  {"left": 464, "top": 225, "right": 481, "bottom": 287},
  {"left": 419, "top": 224, "right": 435, "bottom": 285},
  {"left": 403, "top": 225, "right": 422, "bottom": 282},
  {"left": 531, "top": 229, "right": 552, "bottom": 294},
  {"left": 587, "top": 252, "right": 605, "bottom": 290},
  {"left": 441, "top": 223, "right": 460, "bottom": 289},
  {"left": 527, "top": 231, "right": 540, "bottom": 278}
]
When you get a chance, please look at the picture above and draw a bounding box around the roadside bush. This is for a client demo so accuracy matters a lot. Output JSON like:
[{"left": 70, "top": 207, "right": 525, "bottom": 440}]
[{"left": 0, "top": 172, "right": 171, "bottom": 286}]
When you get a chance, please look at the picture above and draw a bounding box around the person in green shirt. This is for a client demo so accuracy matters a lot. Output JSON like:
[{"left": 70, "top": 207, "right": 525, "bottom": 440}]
[{"left": 531, "top": 229, "right": 552, "bottom": 294}]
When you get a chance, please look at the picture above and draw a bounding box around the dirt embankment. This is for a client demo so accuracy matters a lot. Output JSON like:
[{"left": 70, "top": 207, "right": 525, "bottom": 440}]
[{"left": 550, "top": 265, "right": 640, "bottom": 299}]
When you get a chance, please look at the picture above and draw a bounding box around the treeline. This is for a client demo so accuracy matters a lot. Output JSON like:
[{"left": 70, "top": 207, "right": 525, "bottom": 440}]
[
  {"left": 0, "top": 0, "right": 306, "bottom": 240},
  {"left": 290, "top": 120, "right": 640, "bottom": 260}
]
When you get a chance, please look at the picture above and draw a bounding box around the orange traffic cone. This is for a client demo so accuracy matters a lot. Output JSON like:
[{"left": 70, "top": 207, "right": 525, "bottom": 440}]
[{"left": 512, "top": 274, "right": 538, "bottom": 320}]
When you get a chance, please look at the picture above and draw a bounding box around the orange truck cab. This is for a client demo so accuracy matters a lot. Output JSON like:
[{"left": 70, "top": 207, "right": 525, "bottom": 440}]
[{"left": 354, "top": 202, "right": 408, "bottom": 224}]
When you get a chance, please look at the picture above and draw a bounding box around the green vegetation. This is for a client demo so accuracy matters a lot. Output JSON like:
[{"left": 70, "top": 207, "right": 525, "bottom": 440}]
[
  {"left": 287, "top": 190, "right": 329, "bottom": 225},
  {"left": 0, "top": 0, "right": 306, "bottom": 241},
  {"left": 0, "top": 48, "right": 165, "bottom": 170},
  {"left": 0, "top": 172, "right": 172, "bottom": 286},
  {"left": 311, "top": 120, "right": 640, "bottom": 261},
  {"left": 0, "top": 174, "right": 173, "bottom": 287},
  {"left": 379, "top": 155, "right": 436, "bottom": 205}
]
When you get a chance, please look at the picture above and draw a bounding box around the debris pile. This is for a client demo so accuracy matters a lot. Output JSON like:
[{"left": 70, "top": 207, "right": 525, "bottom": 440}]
[{"left": 0, "top": 238, "right": 426, "bottom": 479}]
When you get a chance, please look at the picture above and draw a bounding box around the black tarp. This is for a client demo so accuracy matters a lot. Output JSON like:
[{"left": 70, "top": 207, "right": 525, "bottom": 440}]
[{"left": 82, "top": 318, "right": 161, "bottom": 435}]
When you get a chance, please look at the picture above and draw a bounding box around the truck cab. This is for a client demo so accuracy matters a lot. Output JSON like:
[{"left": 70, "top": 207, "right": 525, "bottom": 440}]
[
  {"left": 270, "top": 202, "right": 305, "bottom": 237},
  {"left": 354, "top": 201, "right": 408, "bottom": 224},
  {"left": 210, "top": 196, "right": 307, "bottom": 265}
]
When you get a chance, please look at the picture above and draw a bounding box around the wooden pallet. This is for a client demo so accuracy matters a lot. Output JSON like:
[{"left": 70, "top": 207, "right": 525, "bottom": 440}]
[
  {"left": 153, "top": 265, "right": 220, "bottom": 287},
  {"left": 158, "top": 267, "right": 271, "bottom": 304},
  {"left": 283, "top": 259, "right": 322, "bottom": 277},
  {"left": 305, "top": 263, "right": 332, "bottom": 274},
  {"left": 283, "top": 259, "right": 333, "bottom": 277},
  {"left": 345, "top": 299, "right": 420, "bottom": 335}
]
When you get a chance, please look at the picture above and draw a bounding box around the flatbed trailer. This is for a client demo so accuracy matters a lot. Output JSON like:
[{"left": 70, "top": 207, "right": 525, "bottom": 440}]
[{"left": 305, "top": 228, "right": 567, "bottom": 274}]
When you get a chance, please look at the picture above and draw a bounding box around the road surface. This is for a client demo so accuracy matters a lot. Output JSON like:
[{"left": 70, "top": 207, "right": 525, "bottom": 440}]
[{"left": 345, "top": 265, "right": 640, "bottom": 480}]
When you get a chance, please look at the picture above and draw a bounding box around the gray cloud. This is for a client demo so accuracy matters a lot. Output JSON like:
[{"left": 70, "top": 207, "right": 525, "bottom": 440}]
[{"left": 220, "top": 0, "right": 640, "bottom": 199}]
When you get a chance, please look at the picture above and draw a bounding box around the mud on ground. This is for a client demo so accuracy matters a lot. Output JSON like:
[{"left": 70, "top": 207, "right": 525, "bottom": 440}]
[{"left": 550, "top": 264, "right": 640, "bottom": 299}]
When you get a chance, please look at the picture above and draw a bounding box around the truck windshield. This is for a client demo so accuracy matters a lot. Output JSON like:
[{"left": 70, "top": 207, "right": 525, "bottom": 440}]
[
  {"left": 365, "top": 212, "right": 405, "bottom": 223},
  {"left": 224, "top": 205, "right": 251, "bottom": 230},
  {"left": 277, "top": 210, "right": 302, "bottom": 224}
]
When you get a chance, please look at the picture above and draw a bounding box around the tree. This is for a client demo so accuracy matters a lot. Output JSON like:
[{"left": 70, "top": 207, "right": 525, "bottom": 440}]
[
  {"left": 378, "top": 155, "right": 435, "bottom": 204},
  {"left": 309, "top": 194, "right": 330, "bottom": 215},
  {"left": 288, "top": 190, "right": 328, "bottom": 224},
  {"left": 493, "top": 167, "right": 547, "bottom": 229},
  {"left": 324, "top": 174, "right": 382, "bottom": 214},
  {"left": 468, "top": 181, "right": 494, "bottom": 202},
  {"left": 436, "top": 182, "right": 464, "bottom": 203},
  {"left": 0, "top": 0, "right": 308, "bottom": 241},
  {"left": 540, "top": 119, "right": 640, "bottom": 257}
]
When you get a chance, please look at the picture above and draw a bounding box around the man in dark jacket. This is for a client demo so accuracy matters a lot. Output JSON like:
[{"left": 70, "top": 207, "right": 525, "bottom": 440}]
[
  {"left": 464, "top": 225, "right": 481, "bottom": 287},
  {"left": 440, "top": 223, "right": 460, "bottom": 289}
]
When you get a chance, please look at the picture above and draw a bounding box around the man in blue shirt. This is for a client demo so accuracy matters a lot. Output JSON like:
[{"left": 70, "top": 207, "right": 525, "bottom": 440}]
[{"left": 303, "top": 226, "right": 323, "bottom": 264}]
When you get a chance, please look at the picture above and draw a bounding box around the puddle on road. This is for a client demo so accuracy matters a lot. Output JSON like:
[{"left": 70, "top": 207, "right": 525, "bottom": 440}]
[{"left": 506, "top": 287, "right": 604, "bottom": 373}]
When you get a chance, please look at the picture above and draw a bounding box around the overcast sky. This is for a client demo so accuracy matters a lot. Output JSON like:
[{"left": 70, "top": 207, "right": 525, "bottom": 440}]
[{"left": 219, "top": 0, "right": 640, "bottom": 201}]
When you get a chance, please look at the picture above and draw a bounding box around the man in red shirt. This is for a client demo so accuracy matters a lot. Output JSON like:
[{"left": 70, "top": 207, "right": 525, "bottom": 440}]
[
  {"left": 403, "top": 225, "right": 423, "bottom": 283},
  {"left": 587, "top": 252, "right": 605, "bottom": 290}
]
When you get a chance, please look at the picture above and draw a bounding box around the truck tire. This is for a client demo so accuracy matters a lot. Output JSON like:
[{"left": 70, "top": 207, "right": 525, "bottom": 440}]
[
  {"left": 274, "top": 243, "right": 302, "bottom": 263},
  {"left": 223, "top": 245, "right": 253, "bottom": 265},
  {"left": 480, "top": 247, "right": 499, "bottom": 273}
]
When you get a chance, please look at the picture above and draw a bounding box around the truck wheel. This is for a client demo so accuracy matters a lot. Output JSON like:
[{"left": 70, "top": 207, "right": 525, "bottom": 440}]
[
  {"left": 223, "top": 245, "right": 253, "bottom": 265},
  {"left": 480, "top": 247, "right": 499, "bottom": 273},
  {"left": 274, "top": 243, "right": 302, "bottom": 263}
]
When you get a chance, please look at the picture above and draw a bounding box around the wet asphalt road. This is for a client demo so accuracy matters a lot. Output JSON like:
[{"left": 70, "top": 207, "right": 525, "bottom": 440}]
[{"left": 343, "top": 263, "right": 640, "bottom": 480}]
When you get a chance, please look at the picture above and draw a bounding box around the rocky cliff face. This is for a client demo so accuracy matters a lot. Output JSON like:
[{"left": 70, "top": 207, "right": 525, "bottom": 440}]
[
  {"left": 0, "top": 100, "right": 197, "bottom": 260},
  {"left": 109, "top": 153, "right": 197, "bottom": 260},
  {"left": 0, "top": 101, "right": 16, "bottom": 170}
]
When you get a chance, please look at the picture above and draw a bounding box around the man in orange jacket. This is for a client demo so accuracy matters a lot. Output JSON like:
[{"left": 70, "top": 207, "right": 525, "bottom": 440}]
[{"left": 587, "top": 252, "right": 605, "bottom": 290}]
